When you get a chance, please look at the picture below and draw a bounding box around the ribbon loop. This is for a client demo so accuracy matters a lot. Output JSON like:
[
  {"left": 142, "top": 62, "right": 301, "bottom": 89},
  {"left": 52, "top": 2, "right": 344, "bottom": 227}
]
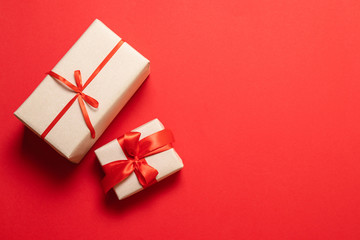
[
  {"left": 74, "top": 70, "right": 83, "bottom": 90},
  {"left": 101, "top": 129, "right": 175, "bottom": 193},
  {"left": 82, "top": 94, "right": 99, "bottom": 108},
  {"left": 122, "top": 132, "right": 141, "bottom": 157}
]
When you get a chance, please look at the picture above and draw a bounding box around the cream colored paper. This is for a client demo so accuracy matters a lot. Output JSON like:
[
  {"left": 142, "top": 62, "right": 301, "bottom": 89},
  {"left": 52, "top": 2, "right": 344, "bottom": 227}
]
[
  {"left": 14, "top": 19, "right": 150, "bottom": 163},
  {"left": 95, "top": 119, "right": 184, "bottom": 200}
]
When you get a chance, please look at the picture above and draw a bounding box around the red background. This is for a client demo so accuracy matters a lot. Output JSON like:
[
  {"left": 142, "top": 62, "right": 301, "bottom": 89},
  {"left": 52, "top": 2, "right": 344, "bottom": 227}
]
[{"left": 1, "top": 0, "right": 360, "bottom": 239}]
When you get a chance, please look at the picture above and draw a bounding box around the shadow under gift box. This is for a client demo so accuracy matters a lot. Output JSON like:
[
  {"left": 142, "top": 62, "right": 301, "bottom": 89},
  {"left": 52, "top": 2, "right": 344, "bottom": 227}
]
[
  {"left": 14, "top": 19, "right": 150, "bottom": 163},
  {"left": 95, "top": 119, "right": 184, "bottom": 200}
]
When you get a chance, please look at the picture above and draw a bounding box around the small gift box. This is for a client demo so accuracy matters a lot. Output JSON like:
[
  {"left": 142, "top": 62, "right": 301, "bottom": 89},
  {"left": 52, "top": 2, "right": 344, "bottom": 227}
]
[
  {"left": 14, "top": 19, "right": 150, "bottom": 163},
  {"left": 95, "top": 119, "right": 184, "bottom": 200}
]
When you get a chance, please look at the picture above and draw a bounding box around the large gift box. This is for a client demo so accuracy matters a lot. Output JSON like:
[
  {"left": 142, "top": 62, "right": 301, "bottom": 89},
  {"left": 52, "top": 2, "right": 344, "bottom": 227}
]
[
  {"left": 95, "top": 119, "right": 184, "bottom": 200},
  {"left": 14, "top": 19, "right": 150, "bottom": 163}
]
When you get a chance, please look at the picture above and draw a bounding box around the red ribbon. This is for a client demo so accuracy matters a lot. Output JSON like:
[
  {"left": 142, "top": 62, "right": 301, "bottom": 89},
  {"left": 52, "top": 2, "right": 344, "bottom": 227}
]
[
  {"left": 101, "top": 129, "right": 174, "bottom": 193},
  {"left": 41, "top": 40, "right": 125, "bottom": 139}
]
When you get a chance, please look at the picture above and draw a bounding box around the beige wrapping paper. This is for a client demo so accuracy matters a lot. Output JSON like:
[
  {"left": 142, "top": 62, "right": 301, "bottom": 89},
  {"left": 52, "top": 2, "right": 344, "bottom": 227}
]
[
  {"left": 14, "top": 19, "right": 150, "bottom": 163},
  {"left": 95, "top": 119, "right": 184, "bottom": 200}
]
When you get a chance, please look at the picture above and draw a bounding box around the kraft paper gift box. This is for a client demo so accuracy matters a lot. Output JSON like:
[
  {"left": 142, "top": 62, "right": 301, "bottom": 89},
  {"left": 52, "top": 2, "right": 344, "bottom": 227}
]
[
  {"left": 95, "top": 119, "right": 184, "bottom": 200},
  {"left": 14, "top": 19, "right": 150, "bottom": 163}
]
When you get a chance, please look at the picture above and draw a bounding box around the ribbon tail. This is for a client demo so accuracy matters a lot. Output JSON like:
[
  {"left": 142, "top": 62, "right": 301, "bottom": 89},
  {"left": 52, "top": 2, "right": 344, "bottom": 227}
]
[
  {"left": 134, "top": 159, "right": 159, "bottom": 188},
  {"left": 77, "top": 95, "right": 96, "bottom": 138},
  {"left": 102, "top": 160, "right": 134, "bottom": 193}
]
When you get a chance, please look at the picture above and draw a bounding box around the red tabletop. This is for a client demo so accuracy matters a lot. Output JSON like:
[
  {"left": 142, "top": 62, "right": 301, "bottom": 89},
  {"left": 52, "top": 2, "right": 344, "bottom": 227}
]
[{"left": 1, "top": 1, "right": 360, "bottom": 239}]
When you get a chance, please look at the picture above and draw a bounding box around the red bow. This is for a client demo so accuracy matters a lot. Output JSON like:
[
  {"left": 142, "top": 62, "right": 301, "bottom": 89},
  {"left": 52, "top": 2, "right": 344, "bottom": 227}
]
[
  {"left": 42, "top": 70, "right": 99, "bottom": 138},
  {"left": 101, "top": 129, "right": 174, "bottom": 193},
  {"left": 41, "top": 40, "right": 125, "bottom": 139}
]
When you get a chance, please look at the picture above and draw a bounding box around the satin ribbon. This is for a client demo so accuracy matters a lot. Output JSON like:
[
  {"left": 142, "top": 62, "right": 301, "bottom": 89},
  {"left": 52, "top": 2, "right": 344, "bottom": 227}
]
[
  {"left": 41, "top": 40, "right": 125, "bottom": 139},
  {"left": 101, "top": 129, "right": 174, "bottom": 193}
]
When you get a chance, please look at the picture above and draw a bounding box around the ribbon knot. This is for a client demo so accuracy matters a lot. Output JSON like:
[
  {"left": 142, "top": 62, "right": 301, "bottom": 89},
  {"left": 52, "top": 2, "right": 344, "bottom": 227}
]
[{"left": 101, "top": 129, "right": 175, "bottom": 193}]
